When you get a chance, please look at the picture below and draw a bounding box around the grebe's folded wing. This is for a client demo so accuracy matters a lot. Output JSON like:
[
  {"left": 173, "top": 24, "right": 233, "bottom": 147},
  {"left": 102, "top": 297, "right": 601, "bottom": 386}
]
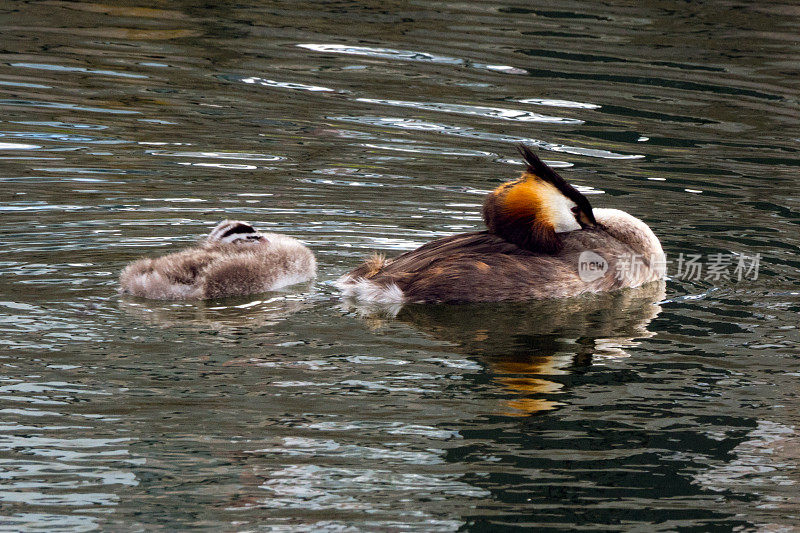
[{"left": 348, "top": 230, "right": 533, "bottom": 280}]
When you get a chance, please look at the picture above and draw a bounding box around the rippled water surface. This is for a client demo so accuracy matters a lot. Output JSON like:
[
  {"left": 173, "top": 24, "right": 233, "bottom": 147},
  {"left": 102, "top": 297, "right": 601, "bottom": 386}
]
[{"left": 1, "top": 1, "right": 799, "bottom": 531}]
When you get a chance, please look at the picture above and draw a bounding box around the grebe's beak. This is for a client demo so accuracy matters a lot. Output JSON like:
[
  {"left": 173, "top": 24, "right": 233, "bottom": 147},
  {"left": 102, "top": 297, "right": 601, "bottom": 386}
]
[{"left": 572, "top": 205, "right": 597, "bottom": 229}]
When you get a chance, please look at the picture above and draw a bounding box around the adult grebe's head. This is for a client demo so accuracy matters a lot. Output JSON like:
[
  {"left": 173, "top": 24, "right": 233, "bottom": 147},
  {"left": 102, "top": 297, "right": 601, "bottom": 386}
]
[
  {"left": 482, "top": 144, "right": 596, "bottom": 253},
  {"left": 206, "top": 220, "right": 267, "bottom": 245}
]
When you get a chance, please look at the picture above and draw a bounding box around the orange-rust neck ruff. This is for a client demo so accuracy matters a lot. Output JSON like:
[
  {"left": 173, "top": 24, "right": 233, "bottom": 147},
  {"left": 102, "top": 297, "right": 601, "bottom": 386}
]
[
  {"left": 482, "top": 174, "right": 563, "bottom": 253},
  {"left": 481, "top": 145, "right": 597, "bottom": 254}
]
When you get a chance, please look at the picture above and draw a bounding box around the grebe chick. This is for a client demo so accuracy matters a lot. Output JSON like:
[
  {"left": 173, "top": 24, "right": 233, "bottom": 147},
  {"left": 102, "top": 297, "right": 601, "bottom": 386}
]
[
  {"left": 336, "top": 145, "right": 665, "bottom": 304},
  {"left": 119, "top": 220, "right": 316, "bottom": 300}
]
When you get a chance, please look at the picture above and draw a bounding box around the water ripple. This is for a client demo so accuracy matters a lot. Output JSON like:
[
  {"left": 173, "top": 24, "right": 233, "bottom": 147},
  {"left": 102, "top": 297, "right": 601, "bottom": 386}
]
[
  {"left": 0, "top": 100, "right": 139, "bottom": 115},
  {"left": 10, "top": 63, "right": 148, "bottom": 79},
  {"left": 0, "top": 512, "right": 99, "bottom": 532},
  {"left": 8, "top": 121, "right": 108, "bottom": 130},
  {"left": 252, "top": 464, "right": 488, "bottom": 510},
  {"left": 0, "top": 132, "right": 125, "bottom": 144},
  {"left": 360, "top": 143, "right": 495, "bottom": 157},
  {"left": 239, "top": 76, "right": 337, "bottom": 93},
  {"left": 518, "top": 97, "right": 601, "bottom": 109},
  {"left": 250, "top": 436, "right": 443, "bottom": 464},
  {"left": 146, "top": 150, "right": 283, "bottom": 161},
  {"left": 355, "top": 98, "right": 583, "bottom": 124},
  {"left": 0, "top": 80, "right": 53, "bottom": 89},
  {"left": 330, "top": 116, "right": 643, "bottom": 159},
  {"left": 297, "top": 43, "right": 528, "bottom": 75},
  {"left": 0, "top": 142, "right": 40, "bottom": 150},
  {"left": 0, "top": 203, "right": 89, "bottom": 212}
]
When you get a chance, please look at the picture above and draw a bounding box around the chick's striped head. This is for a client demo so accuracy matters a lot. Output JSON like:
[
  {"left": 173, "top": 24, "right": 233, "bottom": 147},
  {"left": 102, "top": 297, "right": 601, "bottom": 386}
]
[{"left": 206, "top": 220, "right": 267, "bottom": 245}]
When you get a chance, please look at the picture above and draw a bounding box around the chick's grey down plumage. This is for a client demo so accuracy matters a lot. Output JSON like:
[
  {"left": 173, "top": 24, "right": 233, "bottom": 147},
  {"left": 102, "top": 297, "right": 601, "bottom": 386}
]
[{"left": 119, "top": 221, "right": 316, "bottom": 300}]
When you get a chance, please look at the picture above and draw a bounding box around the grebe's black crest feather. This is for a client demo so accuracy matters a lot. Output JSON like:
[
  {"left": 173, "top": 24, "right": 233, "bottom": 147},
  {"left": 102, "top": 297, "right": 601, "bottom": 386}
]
[{"left": 517, "top": 144, "right": 597, "bottom": 226}]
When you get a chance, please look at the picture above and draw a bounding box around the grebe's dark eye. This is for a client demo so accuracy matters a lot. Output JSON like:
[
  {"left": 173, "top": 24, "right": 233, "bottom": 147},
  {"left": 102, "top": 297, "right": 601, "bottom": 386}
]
[{"left": 571, "top": 206, "right": 580, "bottom": 215}]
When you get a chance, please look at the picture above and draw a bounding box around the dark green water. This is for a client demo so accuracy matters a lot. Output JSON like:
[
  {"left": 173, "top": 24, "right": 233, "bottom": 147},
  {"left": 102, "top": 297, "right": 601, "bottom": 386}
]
[{"left": 1, "top": 1, "right": 799, "bottom": 531}]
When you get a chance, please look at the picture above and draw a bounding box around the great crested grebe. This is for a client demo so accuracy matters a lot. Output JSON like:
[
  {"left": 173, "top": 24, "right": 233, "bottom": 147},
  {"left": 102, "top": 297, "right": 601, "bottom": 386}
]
[
  {"left": 119, "top": 220, "right": 316, "bottom": 300},
  {"left": 336, "top": 144, "right": 665, "bottom": 304}
]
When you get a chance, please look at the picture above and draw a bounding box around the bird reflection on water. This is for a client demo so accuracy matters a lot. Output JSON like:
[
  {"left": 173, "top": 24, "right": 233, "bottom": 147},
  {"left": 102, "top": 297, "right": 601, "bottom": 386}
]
[
  {"left": 118, "top": 286, "right": 315, "bottom": 332},
  {"left": 347, "top": 281, "right": 666, "bottom": 415}
]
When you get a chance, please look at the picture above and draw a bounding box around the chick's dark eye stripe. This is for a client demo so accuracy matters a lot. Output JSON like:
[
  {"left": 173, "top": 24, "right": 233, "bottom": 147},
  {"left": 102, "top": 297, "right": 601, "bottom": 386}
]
[{"left": 220, "top": 224, "right": 256, "bottom": 239}]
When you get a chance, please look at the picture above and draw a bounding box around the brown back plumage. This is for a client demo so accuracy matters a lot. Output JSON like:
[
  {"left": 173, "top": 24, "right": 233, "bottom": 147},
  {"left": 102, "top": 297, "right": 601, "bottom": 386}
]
[{"left": 345, "top": 228, "right": 645, "bottom": 303}]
